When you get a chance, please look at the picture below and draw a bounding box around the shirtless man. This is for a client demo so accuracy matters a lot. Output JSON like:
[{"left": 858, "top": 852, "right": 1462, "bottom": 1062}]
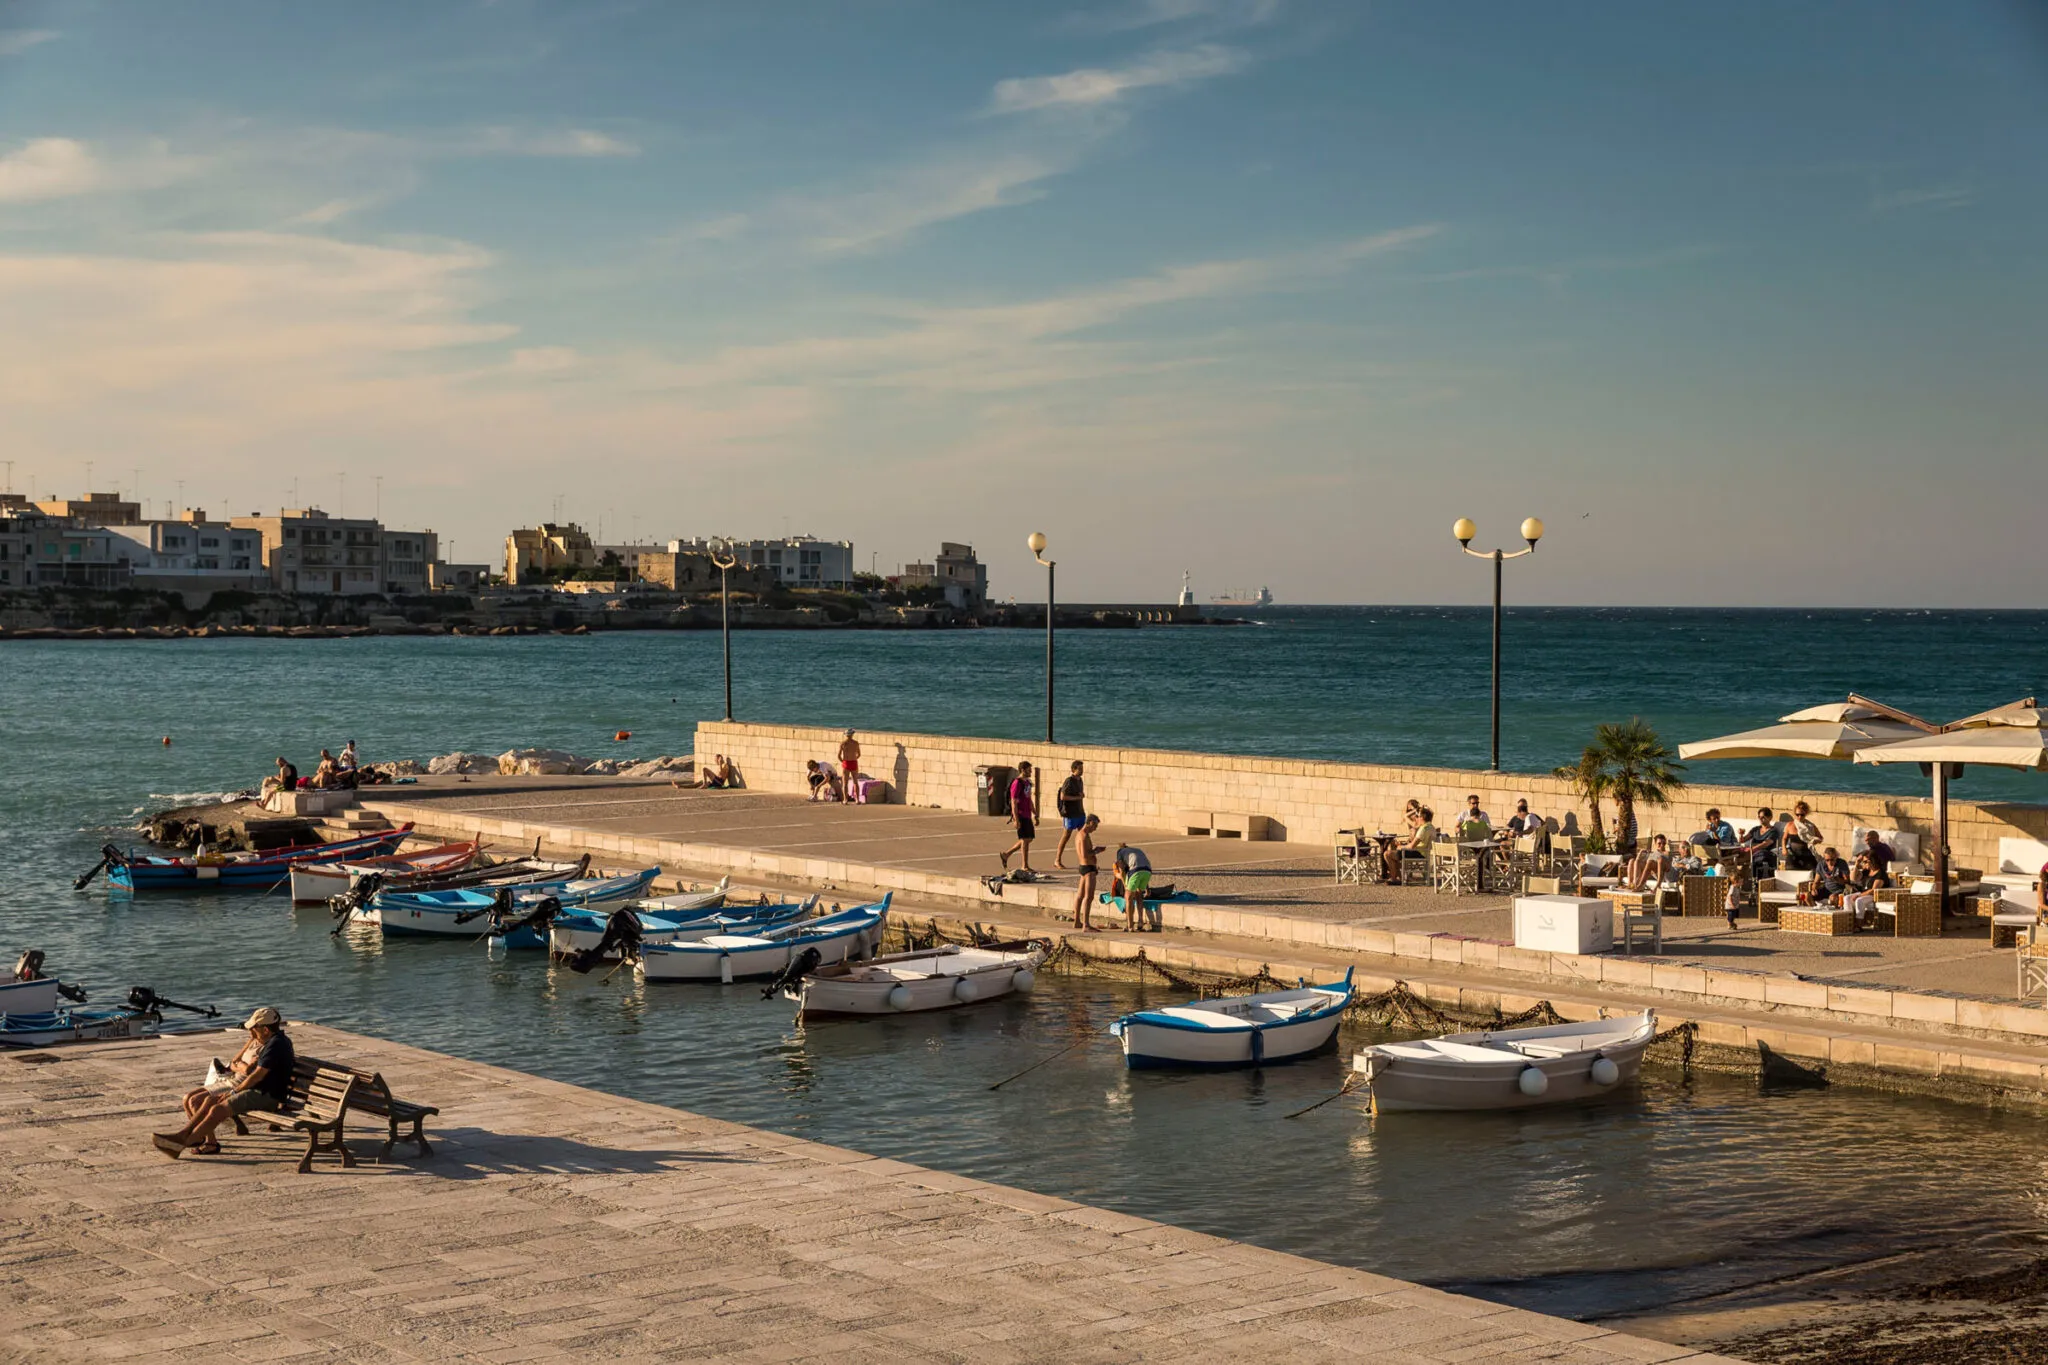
[
  {"left": 1072, "top": 815, "right": 1104, "bottom": 932},
  {"left": 837, "top": 730, "right": 861, "bottom": 810}
]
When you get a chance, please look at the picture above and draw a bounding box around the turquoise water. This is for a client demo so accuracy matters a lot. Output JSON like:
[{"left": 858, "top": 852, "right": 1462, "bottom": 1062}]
[{"left": 6, "top": 613, "right": 2048, "bottom": 1332}]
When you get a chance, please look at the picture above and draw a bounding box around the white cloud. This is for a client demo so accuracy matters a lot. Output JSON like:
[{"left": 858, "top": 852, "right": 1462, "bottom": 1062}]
[
  {"left": 1870, "top": 183, "right": 1974, "bottom": 214},
  {"left": 0, "top": 138, "right": 101, "bottom": 202},
  {"left": 1059, "top": 0, "right": 1280, "bottom": 35},
  {"left": 459, "top": 127, "right": 639, "bottom": 158},
  {"left": 0, "top": 28, "right": 58, "bottom": 56},
  {"left": 989, "top": 44, "right": 1247, "bottom": 114}
]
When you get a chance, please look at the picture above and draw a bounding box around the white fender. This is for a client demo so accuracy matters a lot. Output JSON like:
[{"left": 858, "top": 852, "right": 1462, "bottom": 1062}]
[
  {"left": 887, "top": 985, "right": 913, "bottom": 1010},
  {"left": 953, "top": 977, "right": 979, "bottom": 1004},
  {"left": 1517, "top": 1065, "right": 1549, "bottom": 1097},
  {"left": 1010, "top": 968, "right": 1035, "bottom": 993}
]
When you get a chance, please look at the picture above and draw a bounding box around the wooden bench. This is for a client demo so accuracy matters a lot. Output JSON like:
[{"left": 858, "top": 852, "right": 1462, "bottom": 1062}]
[
  {"left": 230, "top": 1054, "right": 439, "bottom": 1169},
  {"left": 238, "top": 1063, "right": 360, "bottom": 1173}
]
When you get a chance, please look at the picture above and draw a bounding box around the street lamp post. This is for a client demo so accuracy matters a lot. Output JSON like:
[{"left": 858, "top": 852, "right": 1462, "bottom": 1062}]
[
  {"left": 1027, "top": 532, "right": 1054, "bottom": 742},
  {"left": 710, "top": 538, "right": 739, "bottom": 722},
  {"left": 1453, "top": 517, "right": 1545, "bottom": 772}
]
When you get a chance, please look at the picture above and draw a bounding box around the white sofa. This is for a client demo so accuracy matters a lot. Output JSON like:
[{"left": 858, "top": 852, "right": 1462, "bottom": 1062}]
[{"left": 1983, "top": 837, "right": 2048, "bottom": 910}]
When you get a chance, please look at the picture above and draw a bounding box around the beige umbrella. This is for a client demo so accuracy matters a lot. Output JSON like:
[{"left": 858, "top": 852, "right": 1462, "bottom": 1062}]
[
  {"left": 1677, "top": 704, "right": 1925, "bottom": 762},
  {"left": 1850, "top": 696, "right": 2040, "bottom": 890}
]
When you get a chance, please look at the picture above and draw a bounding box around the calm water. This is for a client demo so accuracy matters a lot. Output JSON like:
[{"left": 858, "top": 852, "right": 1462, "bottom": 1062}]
[{"left": 6, "top": 611, "right": 2048, "bottom": 1328}]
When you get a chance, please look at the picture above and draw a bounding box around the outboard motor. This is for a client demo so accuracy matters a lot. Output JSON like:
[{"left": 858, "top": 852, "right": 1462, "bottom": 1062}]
[
  {"left": 761, "top": 947, "right": 823, "bottom": 1000},
  {"left": 567, "top": 905, "right": 643, "bottom": 974},
  {"left": 15, "top": 949, "right": 45, "bottom": 982},
  {"left": 125, "top": 985, "right": 219, "bottom": 1018}
]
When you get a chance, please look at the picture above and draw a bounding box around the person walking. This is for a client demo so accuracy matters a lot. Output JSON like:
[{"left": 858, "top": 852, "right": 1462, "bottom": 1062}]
[
  {"left": 1072, "top": 815, "right": 1104, "bottom": 932},
  {"left": 999, "top": 761, "right": 1037, "bottom": 872},
  {"left": 1053, "top": 760, "right": 1087, "bottom": 869}
]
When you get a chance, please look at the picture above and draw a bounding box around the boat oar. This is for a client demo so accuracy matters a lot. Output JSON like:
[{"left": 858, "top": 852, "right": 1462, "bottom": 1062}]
[
  {"left": 987, "top": 1029, "right": 1108, "bottom": 1091},
  {"left": 1282, "top": 1072, "right": 1364, "bottom": 1120}
]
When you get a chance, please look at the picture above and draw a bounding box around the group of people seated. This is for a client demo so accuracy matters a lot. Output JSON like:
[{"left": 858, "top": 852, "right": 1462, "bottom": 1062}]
[
  {"left": 260, "top": 741, "right": 360, "bottom": 798},
  {"left": 1632, "top": 805, "right": 1901, "bottom": 929},
  {"left": 1377, "top": 795, "right": 1550, "bottom": 883}
]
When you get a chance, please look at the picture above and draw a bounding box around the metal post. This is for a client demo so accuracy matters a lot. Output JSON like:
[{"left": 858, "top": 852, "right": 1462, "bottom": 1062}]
[
  {"left": 1045, "top": 561, "right": 1056, "bottom": 743},
  {"left": 1490, "top": 551, "right": 1503, "bottom": 772},
  {"left": 1933, "top": 762, "right": 1949, "bottom": 903},
  {"left": 720, "top": 565, "right": 733, "bottom": 722}
]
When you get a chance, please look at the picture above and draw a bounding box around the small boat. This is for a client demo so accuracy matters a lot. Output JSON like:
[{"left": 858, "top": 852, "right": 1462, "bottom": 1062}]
[
  {"left": 368, "top": 867, "right": 661, "bottom": 939},
  {"left": 547, "top": 892, "right": 812, "bottom": 959},
  {"left": 1353, "top": 1011, "right": 1657, "bottom": 1112},
  {"left": 628, "top": 879, "right": 732, "bottom": 919},
  {"left": 0, "top": 976, "right": 62, "bottom": 1015},
  {"left": 0, "top": 1007, "right": 159, "bottom": 1048},
  {"left": 287, "top": 839, "right": 483, "bottom": 904},
  {"left": 787, "top": 940, "right": 1047, "bottom": 1017},
  {"left": 1111, "top": 968, "right": 1354, "bottom": 1070},
  {"left": 639, "top": 896, "right": 891, "bottom": 983},
  {"left": 100, "top": 825, "right": 415, "bottom": 892}
]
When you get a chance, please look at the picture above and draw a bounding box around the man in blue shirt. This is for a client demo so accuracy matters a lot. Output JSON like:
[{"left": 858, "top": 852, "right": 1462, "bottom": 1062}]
[{"left": 154, "top": 1007, "right": 296, "bottom": 1159}]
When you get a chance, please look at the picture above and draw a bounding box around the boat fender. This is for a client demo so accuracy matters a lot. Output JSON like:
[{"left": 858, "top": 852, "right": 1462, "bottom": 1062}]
[
  {"left": 953, "top": 977, "right": 979, "bottom": 1004},
  {"left": 1010, "top": 967, "right": 1035, "bottom": 993},
  {"left": 1517, "top": 1065, "right": 1549, "bottom": 1097},
  {"left": 719, "top": 954, "right": 734, "bottom": 985},
  {"left": 1249, "top": 1026, "right": 1265, "bottom": 1067},
  {"left": 1589, "top": 1055, "right": 1620, "bottom": 1087},
  {"left": 887, "top": 985, "right": 913, "bottom": 1010}
]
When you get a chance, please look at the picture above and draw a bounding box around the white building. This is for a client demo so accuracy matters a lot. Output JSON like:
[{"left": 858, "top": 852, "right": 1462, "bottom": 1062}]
[
  {"left": 104, "top": 513, "right": 265, "bottom": 579},
  {"left": 897, "top": 542, "right": 988, "bottom": 610},
  {"left": 668, "top": 535, "right": 855, "bottom": 589}
]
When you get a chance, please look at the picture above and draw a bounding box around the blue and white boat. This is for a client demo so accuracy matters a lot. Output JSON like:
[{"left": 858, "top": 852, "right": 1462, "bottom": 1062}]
[
  {"left": 638, "top": 896, "right": 891, "bottom": 983},
  {"left": 368, "top": 867, "right": 662, "bottom": 939},
  {"left": 0, "top": 1008, "right": 159, "bottom": 1048},
  {"left": 547, "top": 893, "right": 814, "bottom": 958},
  {"left": 1110, "top": 968, "right": 1354, "bottom": 1070},
  {"left": 0, "top": 976, "right": 61, "bottom": 1015},
  {"left": 99, "top": 826, "right": 414, "bottom": 892}
]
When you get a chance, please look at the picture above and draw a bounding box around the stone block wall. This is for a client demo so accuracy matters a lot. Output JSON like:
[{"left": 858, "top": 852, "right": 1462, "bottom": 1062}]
[{"left": 693, "top": 720, "right": 2048, "bottom": 870}]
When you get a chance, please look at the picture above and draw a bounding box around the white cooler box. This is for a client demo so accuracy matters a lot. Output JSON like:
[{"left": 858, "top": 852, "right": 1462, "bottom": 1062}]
[{"left": 1513, "top": 894, "right": 1613, "bottom": 955}]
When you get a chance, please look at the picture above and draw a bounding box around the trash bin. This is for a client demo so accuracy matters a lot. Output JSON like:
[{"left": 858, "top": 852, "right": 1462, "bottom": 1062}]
[{"left": 976, "top": 765, "right": 1013, "bottom": 817}]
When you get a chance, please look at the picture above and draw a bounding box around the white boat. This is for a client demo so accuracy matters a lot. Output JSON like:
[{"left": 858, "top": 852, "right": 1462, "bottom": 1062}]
[
  {"left": 787, "top": 941, "right": 1047, "bottom": 1017},
  {"left": 0, "top": 1008, "right": 159, "bottom": 1048},
  {"left": 638, "top": 897, "right": 891, "bottom": 983},
  {"left": 286, "top": 839, "right": 482, "bottom": 904},
  {"left": 369, "top": 867, "right": 660, "bottom": 939},
  {"left": 1353, "top": 1011, "right": 1657, "bottom": 1112},
  {"left": 546, "top": 893, "right": 815, "bottom": 958},
  {"left": 1111, "top": 969, "right": 1353, "bottom": 1070},
  {"left": 624, "top": 878, "right": 732, "bottom": 919},
  {"left": 0, "top": 976, "right": 61, "bottom": 1015}
]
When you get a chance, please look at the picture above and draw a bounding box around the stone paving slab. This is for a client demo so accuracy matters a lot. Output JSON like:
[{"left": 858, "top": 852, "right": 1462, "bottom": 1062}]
[{"left": 0, "top": 1026, "right": 1741, "bottom": 1365}]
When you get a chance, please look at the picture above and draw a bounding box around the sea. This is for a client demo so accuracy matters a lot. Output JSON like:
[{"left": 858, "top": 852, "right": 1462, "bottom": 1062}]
[{"left": 6, "top": 607, "right": 2048, "bottom": 1341}]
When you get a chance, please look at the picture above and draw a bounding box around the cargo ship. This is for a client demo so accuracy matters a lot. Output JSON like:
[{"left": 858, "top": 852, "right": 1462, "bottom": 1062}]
[{"left": 1209, "top": 586, "right": 1274, "bottom": 609}]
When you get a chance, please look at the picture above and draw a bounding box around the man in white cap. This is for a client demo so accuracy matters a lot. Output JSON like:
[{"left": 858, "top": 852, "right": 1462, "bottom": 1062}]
[{"left": 153, "top": 1006, "right": 295, "bottom": 1158}]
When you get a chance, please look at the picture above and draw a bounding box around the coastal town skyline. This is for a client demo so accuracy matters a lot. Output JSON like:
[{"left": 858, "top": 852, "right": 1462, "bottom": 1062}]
[{"left": 3, "top": 2, "right": 2043, "bottom": 606}]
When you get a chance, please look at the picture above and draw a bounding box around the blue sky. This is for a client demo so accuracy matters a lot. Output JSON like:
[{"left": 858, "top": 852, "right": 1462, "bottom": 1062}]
[{"left": 1, "top": 0, "right": 2043, "bottom": 603}]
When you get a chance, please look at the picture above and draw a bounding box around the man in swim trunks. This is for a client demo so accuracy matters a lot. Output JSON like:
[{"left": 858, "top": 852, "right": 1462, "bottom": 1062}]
[
  {"left": 837, "top": 729, "right": 861, "bottom": 810},
  {"left": 1113, "top": 843, "right": 1154, "bottom": 929},
  {"left": 1072, "top": 815, "right": 1103, "bottom": 932}
]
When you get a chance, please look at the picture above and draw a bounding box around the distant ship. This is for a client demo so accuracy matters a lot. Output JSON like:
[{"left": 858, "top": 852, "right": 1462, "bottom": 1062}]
[{"left": 1210, "top": 586, "right": 1274, "bottom": 609}]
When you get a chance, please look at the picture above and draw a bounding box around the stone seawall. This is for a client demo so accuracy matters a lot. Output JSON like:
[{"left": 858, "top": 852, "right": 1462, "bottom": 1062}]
[{"left": 693, "top": 719, "right": 2048, "bottom": 871}]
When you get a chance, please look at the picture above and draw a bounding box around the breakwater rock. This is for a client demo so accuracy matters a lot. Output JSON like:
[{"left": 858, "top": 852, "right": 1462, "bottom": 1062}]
[{"left": 421, "top": 749, "right": 696, "bottom": 778}]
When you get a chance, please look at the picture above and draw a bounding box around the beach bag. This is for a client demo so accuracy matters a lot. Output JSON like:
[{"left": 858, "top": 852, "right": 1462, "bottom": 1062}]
[{"left": 202, "top": 1058, "right": 235, "bottom": 1094}]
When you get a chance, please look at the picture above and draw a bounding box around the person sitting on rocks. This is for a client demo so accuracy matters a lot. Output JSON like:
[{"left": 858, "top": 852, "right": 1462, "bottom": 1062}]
[{"left": 260, "top": 756, "right": 299, "bottom": 798}]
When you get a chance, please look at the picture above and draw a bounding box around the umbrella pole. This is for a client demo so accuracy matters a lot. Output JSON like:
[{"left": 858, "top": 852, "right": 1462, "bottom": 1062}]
[{"left": 1932, "top": 764, "right": 1949, "bottom": 904}]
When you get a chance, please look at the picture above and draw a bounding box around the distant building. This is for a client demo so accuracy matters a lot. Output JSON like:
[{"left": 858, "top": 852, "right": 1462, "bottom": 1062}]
[
  {"left": 428, "top": 562, "right": 491, "bottom": 591},
  {"left": 34, "top": 491, "right": 142, "bottom": 526},
  {"left": 637, "top": 549, "right": 776, "bottom": 593},
  {"left": 380, "top": 528, "right": 440, "bottom": 596},
  {"left": 0, "top": 511, "right": 134, "bottom": 589},
  {"left": 230, "top": 508, "right": 425, "bottom": 597},
  {"left": 897, "top": 542, "right": 987, "bottom": 610},
  {"left": 102, "top": 511, "right": 269, "bottom": 591},
  {"left": 668, "top": 535, "right": 854, "bottom": 589},
  {"left": 505, "top": 523, "right": 595, "bottom": 584},
  {"left": 592, "top": 543, "right": 662, "bottom": 581}
]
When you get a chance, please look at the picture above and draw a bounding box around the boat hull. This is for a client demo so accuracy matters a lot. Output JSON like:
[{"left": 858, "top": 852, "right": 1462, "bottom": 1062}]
[
  {"left": 639, "top": 901, "right": 890, "bottom": 982},
  {"left": 110, "top": 827, "right": 412, "bottom": 892},
  {"left": 369, "top": 869, "right": 661, "bottom": 937},
  {"left": 1117, "top": 1008, "right": 1345, "bottom": 1070},
  {"left": 287, "top": 842, "right": 479, "bottom": 904},
  {"left": 792, "top": 945, "right": 1045, "bottom": 1017},
  {"left": 0, "top": 1009, "right": 158, "bottom": 1048},
  {"left": 1355, "top": 1014, "right": 1657, "bottom": 1112},
  {"left": 546, "top": 899, "right": 807, "bottom": 957},
  {"left": 0, "top": 978, "right": 61, "bottom": 1014}
]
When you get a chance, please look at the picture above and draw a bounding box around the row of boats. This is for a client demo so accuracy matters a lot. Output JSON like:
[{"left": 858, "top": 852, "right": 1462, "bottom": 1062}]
[{"left": 63, "top": 834, "right": 1662, "bottom": 1108}]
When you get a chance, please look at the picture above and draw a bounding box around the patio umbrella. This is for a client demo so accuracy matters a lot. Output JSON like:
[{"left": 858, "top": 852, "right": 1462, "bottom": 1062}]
[
  {"left": 1850, "top": 697, "right": 2040, "bottom": 891},
  {"left": 1677, "top": 702, "right": 1926, "bottom": 762}
]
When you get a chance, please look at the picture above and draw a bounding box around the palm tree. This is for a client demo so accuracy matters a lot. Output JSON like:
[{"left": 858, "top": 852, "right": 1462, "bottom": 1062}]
[
  {"left": 1580, "top": 718, "right": 1686, "bottom": 854},
  {"left": 1552, "top": 749, "right": 1609, "bottom": 849}
]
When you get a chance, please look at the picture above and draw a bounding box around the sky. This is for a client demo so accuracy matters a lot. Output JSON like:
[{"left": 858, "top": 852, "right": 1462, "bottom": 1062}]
[{"left": 0, "top": 1, "right": 2044, "bottom": 605}]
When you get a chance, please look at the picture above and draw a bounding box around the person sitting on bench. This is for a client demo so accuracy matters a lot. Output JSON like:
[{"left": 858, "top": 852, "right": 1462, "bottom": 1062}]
[{"left": 153, "top": 1007, "right": 295, "bottom": 1159}]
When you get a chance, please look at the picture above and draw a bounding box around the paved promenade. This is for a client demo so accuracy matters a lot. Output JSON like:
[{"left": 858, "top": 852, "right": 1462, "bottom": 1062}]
[
  {"left": 2, "top": 1025, "right": 1735, "bottom": 1365},
  {"left": 367, "top": 776, "right": 2021, "bottom": 1000}
]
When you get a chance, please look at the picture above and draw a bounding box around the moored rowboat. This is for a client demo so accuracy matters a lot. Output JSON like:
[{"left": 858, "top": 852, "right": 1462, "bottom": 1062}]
[
  {"left": 104, "top": 826, "right": 415, "bottom": 892},
  {"left": 787, "top": 941, "right": 1047, "bottom": 1017},
  {"left": 547, "top": 892, "right": 813, "bottom": 958},
  {"left": 368, "top": 867, "right": 661, "bottom": 939},
  {"left": 1111, "top": 969, "right": 1354, "bottom": 1070},
  {"left": 1353, "top": 1011, "right": 1657, "bottom": 1112},
  {"left": 638, "top": 896, "right": 891, "bottom": 983},
  {"left": 0, "top": 1008, "right": 159, "bottom": 1048},
  {"left": 288, "top": 840, "right": 483, "bottom": 904}
]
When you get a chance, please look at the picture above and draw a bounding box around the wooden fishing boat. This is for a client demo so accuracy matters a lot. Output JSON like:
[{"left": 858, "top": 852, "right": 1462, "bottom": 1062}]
[
  {"left": 0, "top": 976, "right": 61, "bottom": 1015},
  {"left": 638, "top": 897, "right": 891, "bottom": 983},
  {"left": 1111, "top": 969, "right": 1354, "bottom": 1070},
  {"left": 0, "top": 1007, "right": 159, "bottom": 1048},
  {"left": 287, "top": 839, "right": 483, "bottom": 904},
  {"left": 1353, "top": 1011, "right": 1657, "bottom": 1112},
  {"left": 546, "top": 892, "right": 812, "bottom": 958},
  {"left": 368, "top": 867, "right": 661, "bottom": 939},
  {"left": 787, "top": 941, "right": 1047, "bottom": 1017},
  {"left": 98, "top": 826, "right": 415, "bottom": 892},
  {"left": 626, "top": 879, "right": 732, "bottom": 919}
]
